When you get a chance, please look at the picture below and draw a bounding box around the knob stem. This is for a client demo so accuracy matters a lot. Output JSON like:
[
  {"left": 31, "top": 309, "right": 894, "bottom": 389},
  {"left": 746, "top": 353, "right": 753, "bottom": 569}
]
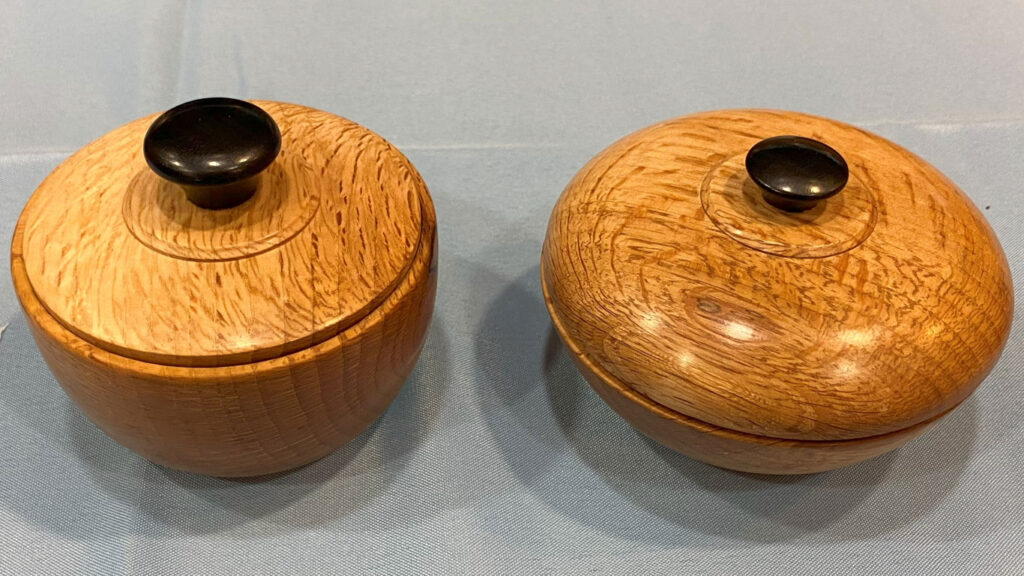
[{"left": 181, "top": 176, "right": 260, "bottom": 210}]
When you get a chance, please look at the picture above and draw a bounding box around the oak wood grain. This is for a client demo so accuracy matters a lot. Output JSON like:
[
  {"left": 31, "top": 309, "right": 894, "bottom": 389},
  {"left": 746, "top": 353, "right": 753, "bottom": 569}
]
[
  {"left": 545, "top": 268, "right": 943, "bottom": 475},
  {"left": 542, "top": 109, "right": 1011, "bottom": 471},
  {"left": 20, "top": 101, "right": 422, "bottom": 366},
  {"left": 12, "top": 102, "right": 437, "bottom": 477}
]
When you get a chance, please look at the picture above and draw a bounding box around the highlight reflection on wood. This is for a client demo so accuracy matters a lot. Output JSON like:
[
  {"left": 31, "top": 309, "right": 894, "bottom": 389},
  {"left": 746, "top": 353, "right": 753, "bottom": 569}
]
[
  {"left": 542, "top": 109, "right": 1012, "bottom": 474},
  {"left": 12, "top": 101, "right": 437, "bottom": 477}
]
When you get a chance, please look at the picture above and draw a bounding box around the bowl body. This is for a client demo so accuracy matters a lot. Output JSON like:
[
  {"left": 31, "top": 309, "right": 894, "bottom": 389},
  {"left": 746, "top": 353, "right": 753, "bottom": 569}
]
[
  {"left": 541, "top": 109, "right": 1012, "bottom": 474},
  {"left": 11, "top": 133, "right": 437, "bottom": 477}
]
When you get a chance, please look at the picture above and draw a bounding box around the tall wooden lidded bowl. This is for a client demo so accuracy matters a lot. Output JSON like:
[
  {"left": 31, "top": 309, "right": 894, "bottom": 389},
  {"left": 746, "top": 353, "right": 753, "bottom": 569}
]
[
  {"left": 11, "top": 98, "right": 437, "bottom": 477},
  {"left": 542, "top": 110, "right": 1012, "bottom": 474}
]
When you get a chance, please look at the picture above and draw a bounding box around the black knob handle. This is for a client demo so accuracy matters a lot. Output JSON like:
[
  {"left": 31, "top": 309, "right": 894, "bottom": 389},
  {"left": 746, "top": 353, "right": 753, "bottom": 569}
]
[
  {"left": 143, "top": 97, "right": 281, "bottom": 210},
  {"left": 745, "top": 135, "right": 849, "bottom": 213}
]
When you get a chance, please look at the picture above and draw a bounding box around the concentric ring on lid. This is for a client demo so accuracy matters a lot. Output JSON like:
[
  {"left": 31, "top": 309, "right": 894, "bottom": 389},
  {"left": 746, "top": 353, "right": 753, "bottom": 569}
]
[
  {"left": 19, "top": 101, "right": 425, "bottom": 367},
  {"left": 542, "top": 109, "right": 1012, "bottom": 441}
]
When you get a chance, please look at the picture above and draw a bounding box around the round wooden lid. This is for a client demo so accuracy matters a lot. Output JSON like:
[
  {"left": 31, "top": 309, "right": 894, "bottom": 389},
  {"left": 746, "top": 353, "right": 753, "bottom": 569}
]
[
  {"left": 542, "top": 109, "right": 1013, "bottom": 441},
  {"left": 18, "top": 100, "right": 425, "bottom": 367}
]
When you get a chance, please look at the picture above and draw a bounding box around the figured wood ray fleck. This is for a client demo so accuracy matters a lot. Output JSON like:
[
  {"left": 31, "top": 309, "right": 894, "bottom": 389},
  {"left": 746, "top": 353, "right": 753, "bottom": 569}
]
[
  {"left": 20, "top": 101, "right": 422, "bottom": 366},
  {"left": 542, "top": 109, "right": 1012, "bottom": 472},
  {"left": 12, "top": 101, "right": 438, "bottom": 477}
]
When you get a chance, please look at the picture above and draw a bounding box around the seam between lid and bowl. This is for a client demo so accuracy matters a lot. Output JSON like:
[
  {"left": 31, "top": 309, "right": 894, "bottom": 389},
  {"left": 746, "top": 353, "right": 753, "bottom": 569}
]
[
  {"left": 17, "top": 102, "right": 428, "bottom": 368},
  {"left": 11, "top": 182, "right": 437, "bottom": 372},
  {"left": 538, "top": 108, "right": 1012, "bottom": 443},
  {"left": 539, "top": 258, "right": 958, "bottom": 446}
]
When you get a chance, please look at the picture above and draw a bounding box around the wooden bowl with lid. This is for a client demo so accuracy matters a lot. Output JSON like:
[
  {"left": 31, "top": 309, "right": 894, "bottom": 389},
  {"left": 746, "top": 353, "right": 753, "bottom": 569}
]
[
  {"left": 11, "top": 98, "right": 437, "bottom": 477},
  {"left": 541, "top": 109, "right": 1012, "bottom": 474}
]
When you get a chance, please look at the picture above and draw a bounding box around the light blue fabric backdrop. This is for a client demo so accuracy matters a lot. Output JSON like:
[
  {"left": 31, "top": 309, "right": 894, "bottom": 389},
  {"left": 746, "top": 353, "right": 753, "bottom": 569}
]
[{"left": 1, "top": 1, "right": 1021, "bottom": 574}]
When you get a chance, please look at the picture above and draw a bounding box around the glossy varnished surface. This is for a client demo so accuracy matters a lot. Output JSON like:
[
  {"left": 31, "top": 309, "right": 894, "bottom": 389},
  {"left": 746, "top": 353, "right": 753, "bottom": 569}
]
[
  {"left": 11, "top": 101, "right": 438, "bottom": 476},
  {"left": 745, "top": 135, "right": 849, "bottom": 212},
  {"left": 12, "top": 220, "right": 436, "bottom": 476},
  {"left": 542, "top": 109, "right": 1012, "bottom": 444},
  {"left": 143, "top": 98, "right": 281, "bottom": 187},
  {"left": 700, "top": 151, "right": 877, "bottom": 258},
  {"left": 544, "top": 271, "right": 944, "bottom": 474},
  {"left": 19, "top": 101, "right": 423, "bottom": 366}
]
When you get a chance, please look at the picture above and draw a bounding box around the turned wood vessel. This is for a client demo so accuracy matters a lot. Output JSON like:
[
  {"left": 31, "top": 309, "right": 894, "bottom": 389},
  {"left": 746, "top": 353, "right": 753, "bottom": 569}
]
[
  {"left": 541, "top": 109, "right": 1012, "bottom": 474},
  {"left": 11, "top": 98, "right": 437, "bottom": 477}
]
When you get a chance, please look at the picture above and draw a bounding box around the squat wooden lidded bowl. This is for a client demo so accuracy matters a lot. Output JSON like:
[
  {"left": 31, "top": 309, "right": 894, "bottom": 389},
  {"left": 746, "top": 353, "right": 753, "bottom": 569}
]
[
  {"left": 541, "top": 109, "right": 1012, "bottom": 474},
  {"left": 11, "top": 98, "right": 437, "bottom": 477}
]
